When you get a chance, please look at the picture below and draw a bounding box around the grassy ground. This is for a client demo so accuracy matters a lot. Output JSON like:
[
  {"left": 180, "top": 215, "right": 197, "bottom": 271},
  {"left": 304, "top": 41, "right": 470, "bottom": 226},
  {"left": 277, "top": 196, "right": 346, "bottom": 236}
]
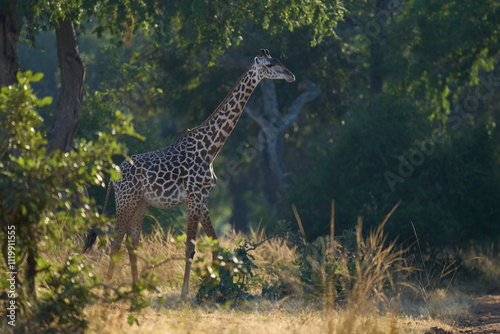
[
  {"left": 81, "top": 290, "right": 472, "bottom": 333},
  {"left": 72, "top": 224, "right": 487, "bottom": 334},
  {"left": 3, "top": 217, "right": 497, "bottom": 333}
]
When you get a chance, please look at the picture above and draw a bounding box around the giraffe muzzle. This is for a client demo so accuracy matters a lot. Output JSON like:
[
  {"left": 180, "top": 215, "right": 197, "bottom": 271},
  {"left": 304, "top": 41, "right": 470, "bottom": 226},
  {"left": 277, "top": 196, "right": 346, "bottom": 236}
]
[{"left": 285, "top": 74, "right": 296, "bottom": 83}]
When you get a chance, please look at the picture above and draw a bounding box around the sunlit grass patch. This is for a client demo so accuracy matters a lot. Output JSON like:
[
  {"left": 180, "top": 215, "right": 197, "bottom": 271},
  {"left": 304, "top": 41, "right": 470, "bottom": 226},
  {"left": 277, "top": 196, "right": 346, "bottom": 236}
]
[{"left": 7, "top": 204, "right": 487, "bottom": 334}]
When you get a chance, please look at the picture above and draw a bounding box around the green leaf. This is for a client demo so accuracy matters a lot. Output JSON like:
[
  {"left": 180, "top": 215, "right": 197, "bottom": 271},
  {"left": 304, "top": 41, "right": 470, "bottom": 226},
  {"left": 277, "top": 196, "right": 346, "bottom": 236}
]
[
  {"left": 109, "top": 168, "right": 121, "bottom": 181},
  {"left": 112, "top": 251, "right": 123, "bottom": 263},
  {"left": 31, "top": 72, "right": 44, "bottom": 82},
  {"left": 176, "top": 234, "right": 187, "bottom": 244},
  {"left": 20, "top": 204, "right": 27, "bottom": 216},
  {"left": 98, "top": 236, "right": 107, "bottom": 249},
  {"left": 38, "top": 96, "right": 53, "bottom": 107},
  {"left": 127, "top": 314, "right": 134, "bottom": 325}
]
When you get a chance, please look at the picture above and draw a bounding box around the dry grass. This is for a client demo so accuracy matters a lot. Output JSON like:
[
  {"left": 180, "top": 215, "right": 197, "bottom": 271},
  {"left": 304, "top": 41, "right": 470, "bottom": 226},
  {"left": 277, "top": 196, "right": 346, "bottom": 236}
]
[
  {"left": 65, "top": 213, "right": 477, "bottom": 333},
  {"left": 7, "top": 206, "right": 483, "bottom": 334},
  {"left": 83, "top": 300, "right": 408, "bottom": 334}
]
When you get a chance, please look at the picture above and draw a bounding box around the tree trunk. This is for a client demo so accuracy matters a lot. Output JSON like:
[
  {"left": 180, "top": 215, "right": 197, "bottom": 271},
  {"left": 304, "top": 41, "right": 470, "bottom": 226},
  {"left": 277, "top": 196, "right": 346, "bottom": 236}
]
[
  {"left": 218, "top": 51, "right": 321, "bottom": 218},
  {"left": 46, "top": 18, "right": 85, "bottom": 154},
  {"left": 229, "top": 175, "right": 251, "bottom": 232},
  {"left": 369, "top": 0, "right": 389, "bottom": 94},
  {"left": 0, "top": 0, "right": 22, "bottom": 87},
  {"left": 33, "top": 19, "right": 85, "bottom": 293},
  {"left": 246, "top": 80, "right": 321, "bottom": 217}
]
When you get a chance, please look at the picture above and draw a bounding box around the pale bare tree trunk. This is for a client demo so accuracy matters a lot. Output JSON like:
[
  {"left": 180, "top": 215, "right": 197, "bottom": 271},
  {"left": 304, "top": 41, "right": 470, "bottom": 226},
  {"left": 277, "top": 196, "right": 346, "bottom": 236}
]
[
  {"left": 245, "top": 80, "right": 320, "bottom": 216},
  {"left": 46, "top": 18, "right": 86, "bottom": 154},
  {"left": 0, "top": 0, "right": 22, "bottom": 87},
  {"left": 218, "top": 51, "right": 321, "bottom": 218}
]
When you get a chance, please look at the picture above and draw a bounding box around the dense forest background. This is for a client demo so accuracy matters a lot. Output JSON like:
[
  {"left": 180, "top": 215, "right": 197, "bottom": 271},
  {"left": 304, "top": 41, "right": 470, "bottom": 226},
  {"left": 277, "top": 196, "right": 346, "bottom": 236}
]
[{"left": 3, "top": 0, "right": 500, "bottom": 258}]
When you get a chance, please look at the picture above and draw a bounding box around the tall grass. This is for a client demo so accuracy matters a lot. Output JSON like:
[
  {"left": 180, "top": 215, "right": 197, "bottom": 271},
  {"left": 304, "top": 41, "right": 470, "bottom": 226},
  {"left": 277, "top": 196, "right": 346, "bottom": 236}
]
[
  {"left": 4, "top": 204, "right": 484, "bottom": 334},
  {"left": 291, "top": 201, "right": 416, "bottom": 333}
]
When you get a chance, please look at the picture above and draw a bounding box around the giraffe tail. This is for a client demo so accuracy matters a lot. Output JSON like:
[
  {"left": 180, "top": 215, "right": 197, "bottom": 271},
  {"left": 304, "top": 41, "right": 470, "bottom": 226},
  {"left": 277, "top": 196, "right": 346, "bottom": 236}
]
[
  {"left": 82, "top": 229, "right": 98, "bottom": 254},
  {"left": 82, "top": 180, "right": 113, "bottom": 254}
]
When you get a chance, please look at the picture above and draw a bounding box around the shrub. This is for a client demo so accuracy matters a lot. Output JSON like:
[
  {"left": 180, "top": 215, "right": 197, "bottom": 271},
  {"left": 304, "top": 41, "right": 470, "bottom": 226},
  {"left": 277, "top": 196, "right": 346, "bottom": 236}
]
[{"left": 0, "top": 71, "right": 152, "bottom": 331}]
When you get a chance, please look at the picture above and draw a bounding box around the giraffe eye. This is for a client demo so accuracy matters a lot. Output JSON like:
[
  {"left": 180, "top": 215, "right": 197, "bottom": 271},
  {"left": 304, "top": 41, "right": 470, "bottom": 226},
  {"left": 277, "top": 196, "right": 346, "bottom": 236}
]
[{"left": 265, "top": 64, "right": 274, "bottom": 68}]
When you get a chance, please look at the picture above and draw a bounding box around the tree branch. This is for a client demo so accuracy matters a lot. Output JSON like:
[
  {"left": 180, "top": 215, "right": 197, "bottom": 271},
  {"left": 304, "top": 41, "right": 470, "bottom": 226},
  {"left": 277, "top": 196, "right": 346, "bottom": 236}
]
[
  {"left": 260, "top": 79, "right": 279, "bottom": 117},
  {"left": 244, "top": 105, "right": 267, "bottom": 129},
  {"left": 139, "top": 256, "right": 183, "bottom": 274},
  {"left": 282, "top": 84, "right": 321, "bottom": 127}
]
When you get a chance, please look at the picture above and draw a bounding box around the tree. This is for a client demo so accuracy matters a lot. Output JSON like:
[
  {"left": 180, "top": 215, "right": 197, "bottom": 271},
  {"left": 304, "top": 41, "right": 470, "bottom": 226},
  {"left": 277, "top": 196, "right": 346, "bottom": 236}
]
[
  {"left": 0, "top": 0, "right": 22, "bottom": 86},
  {"left": 46, "top": 18, "right": 86, "bottom": 154},
  {"left": 0, "top": 71, "right": 139, "bottom": 295},
  {"left": 1, "top": 0, "right": 347, "bottom": 292},
  {"left": 245, "top": 79, "right": 321, "bottom": 217},
  {"left": 0, "top": 2, "right": 88, "bottom": 153},
  {"left": 2, "top": 0, "right": 345, "bottom": 191},
  {"left": 217, "top": 51, "right": 320, "bottom": 220},
  {"left": 289, "top": 0, "right": 500, "bottom": 249}
]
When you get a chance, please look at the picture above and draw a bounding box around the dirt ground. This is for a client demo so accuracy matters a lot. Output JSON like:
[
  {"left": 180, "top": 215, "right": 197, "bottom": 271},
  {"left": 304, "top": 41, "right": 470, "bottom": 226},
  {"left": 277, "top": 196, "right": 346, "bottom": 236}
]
[{"left": 455, "top": 289, "right": 500, "bottom": 334}]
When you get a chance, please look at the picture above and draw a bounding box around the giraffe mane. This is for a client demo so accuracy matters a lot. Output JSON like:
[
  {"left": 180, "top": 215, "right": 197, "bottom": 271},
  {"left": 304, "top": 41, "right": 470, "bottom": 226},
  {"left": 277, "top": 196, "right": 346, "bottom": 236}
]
[{"left": 175, "top": 60, "right": 256, "bottom": 141}]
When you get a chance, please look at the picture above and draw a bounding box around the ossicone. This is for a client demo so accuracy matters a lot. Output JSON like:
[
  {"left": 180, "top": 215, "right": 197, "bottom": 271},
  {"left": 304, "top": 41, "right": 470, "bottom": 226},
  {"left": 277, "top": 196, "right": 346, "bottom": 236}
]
[{"left": 260, "top": 49, "right": 272, "bottom": 58}]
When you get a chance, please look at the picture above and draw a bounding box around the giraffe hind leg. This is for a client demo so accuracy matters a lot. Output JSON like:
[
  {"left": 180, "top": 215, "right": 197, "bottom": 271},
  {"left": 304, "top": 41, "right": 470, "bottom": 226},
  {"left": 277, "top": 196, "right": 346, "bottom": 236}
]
[
  {"left": 126, "top": 199, "right": 149, "bottom": 283},
  {"left": 107, "top": 194, "right": 142, "bottom": 283},
  {"left": 107, "top": 229, "right": 125, "bottom": 281},
  {"left": 199, "top": 203, "right": 219, "bottom": 263}
]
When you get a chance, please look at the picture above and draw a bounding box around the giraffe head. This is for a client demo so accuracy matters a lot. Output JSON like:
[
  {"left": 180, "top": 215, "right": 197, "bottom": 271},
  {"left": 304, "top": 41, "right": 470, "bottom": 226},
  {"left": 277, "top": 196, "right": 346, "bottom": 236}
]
[{"left": 254, "top": 49, "right": 295, "bottom": 83}]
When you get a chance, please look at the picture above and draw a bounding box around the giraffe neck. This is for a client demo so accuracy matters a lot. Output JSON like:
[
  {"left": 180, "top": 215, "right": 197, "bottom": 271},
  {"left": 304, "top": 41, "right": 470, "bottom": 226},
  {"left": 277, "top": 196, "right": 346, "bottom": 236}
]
[{"left": 189, "top": 62, "right": 262, "bottom": 162}]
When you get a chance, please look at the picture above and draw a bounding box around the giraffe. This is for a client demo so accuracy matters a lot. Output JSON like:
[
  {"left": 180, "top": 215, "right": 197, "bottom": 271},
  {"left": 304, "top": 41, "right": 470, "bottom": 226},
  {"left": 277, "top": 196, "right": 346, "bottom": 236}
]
[{"left": 82, "top": 49, "right": 295, "bottom": 298}]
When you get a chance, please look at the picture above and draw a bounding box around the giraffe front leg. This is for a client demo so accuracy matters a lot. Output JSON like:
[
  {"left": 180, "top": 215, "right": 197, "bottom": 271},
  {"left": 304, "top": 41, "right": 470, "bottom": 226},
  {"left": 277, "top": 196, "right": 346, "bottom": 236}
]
[
  {"left": 126, "top": 242, "right": 139, "bottom": 283},
  {"left": 199, "top": 203, "right": 219, "bottom": 267},
  {"left": 181, "top": 206, "right": 199, "bottom": 299}
]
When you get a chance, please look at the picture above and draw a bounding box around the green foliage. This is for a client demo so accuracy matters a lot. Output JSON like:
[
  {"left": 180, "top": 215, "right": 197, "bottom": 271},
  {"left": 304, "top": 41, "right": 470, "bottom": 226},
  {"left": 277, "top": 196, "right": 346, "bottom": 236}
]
[
  {"left": 0, "top": 71, "right": 153, "bottom": 330},
  {"left": 0, "top": 70, "right": 136, "bottom": 235},
  {"left": 291, "top": 85, "right": 500, "bottom": 248},
  {"left": 295, "top": 229, "right": 357, "bottom": 298},
  {"left": 172, "top": 0, "right": 345, "bottom": 61},
  {"left": 194, "top": 222, "right": 297, "bottom": 303},
  {"left": 29, "top": 255, "right": 161, "bottom": 332},
  {"left": 392, "top": 0, "right": 500, "bottom": 117},
  {"left": 19, "top": 0, "right": 344, "bottom": 62},
  {"left": 288, "top": 0, "right": 500, "bottom": 251},
  {"left": 34, "top": 256, "right": 95, "bottom": 332},
  {"left": 260, "top": 279, "right": 294, "bottom": 301},
  {"left": 195, "top": 237, "right": 257, "bottom": 304}
]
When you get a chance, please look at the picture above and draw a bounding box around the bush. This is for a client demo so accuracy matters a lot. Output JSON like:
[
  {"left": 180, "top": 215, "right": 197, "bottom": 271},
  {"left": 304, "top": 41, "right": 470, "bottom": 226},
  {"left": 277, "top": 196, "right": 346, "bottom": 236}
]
[
  {"left": 0, "top": 71, "right": 153, "bottom": 331},
  {"left": 195, "top": 237, "right": 258, "bottom": 304},
  {"left": 290, "top": 94, "right": 500, "bottom": 250}
]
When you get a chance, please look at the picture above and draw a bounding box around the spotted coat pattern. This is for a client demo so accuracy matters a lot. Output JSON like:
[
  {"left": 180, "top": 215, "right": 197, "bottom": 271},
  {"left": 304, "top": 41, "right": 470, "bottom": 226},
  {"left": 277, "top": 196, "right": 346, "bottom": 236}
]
[{"left": 105, "top": 49, "right": 295, "bottom": 298}]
